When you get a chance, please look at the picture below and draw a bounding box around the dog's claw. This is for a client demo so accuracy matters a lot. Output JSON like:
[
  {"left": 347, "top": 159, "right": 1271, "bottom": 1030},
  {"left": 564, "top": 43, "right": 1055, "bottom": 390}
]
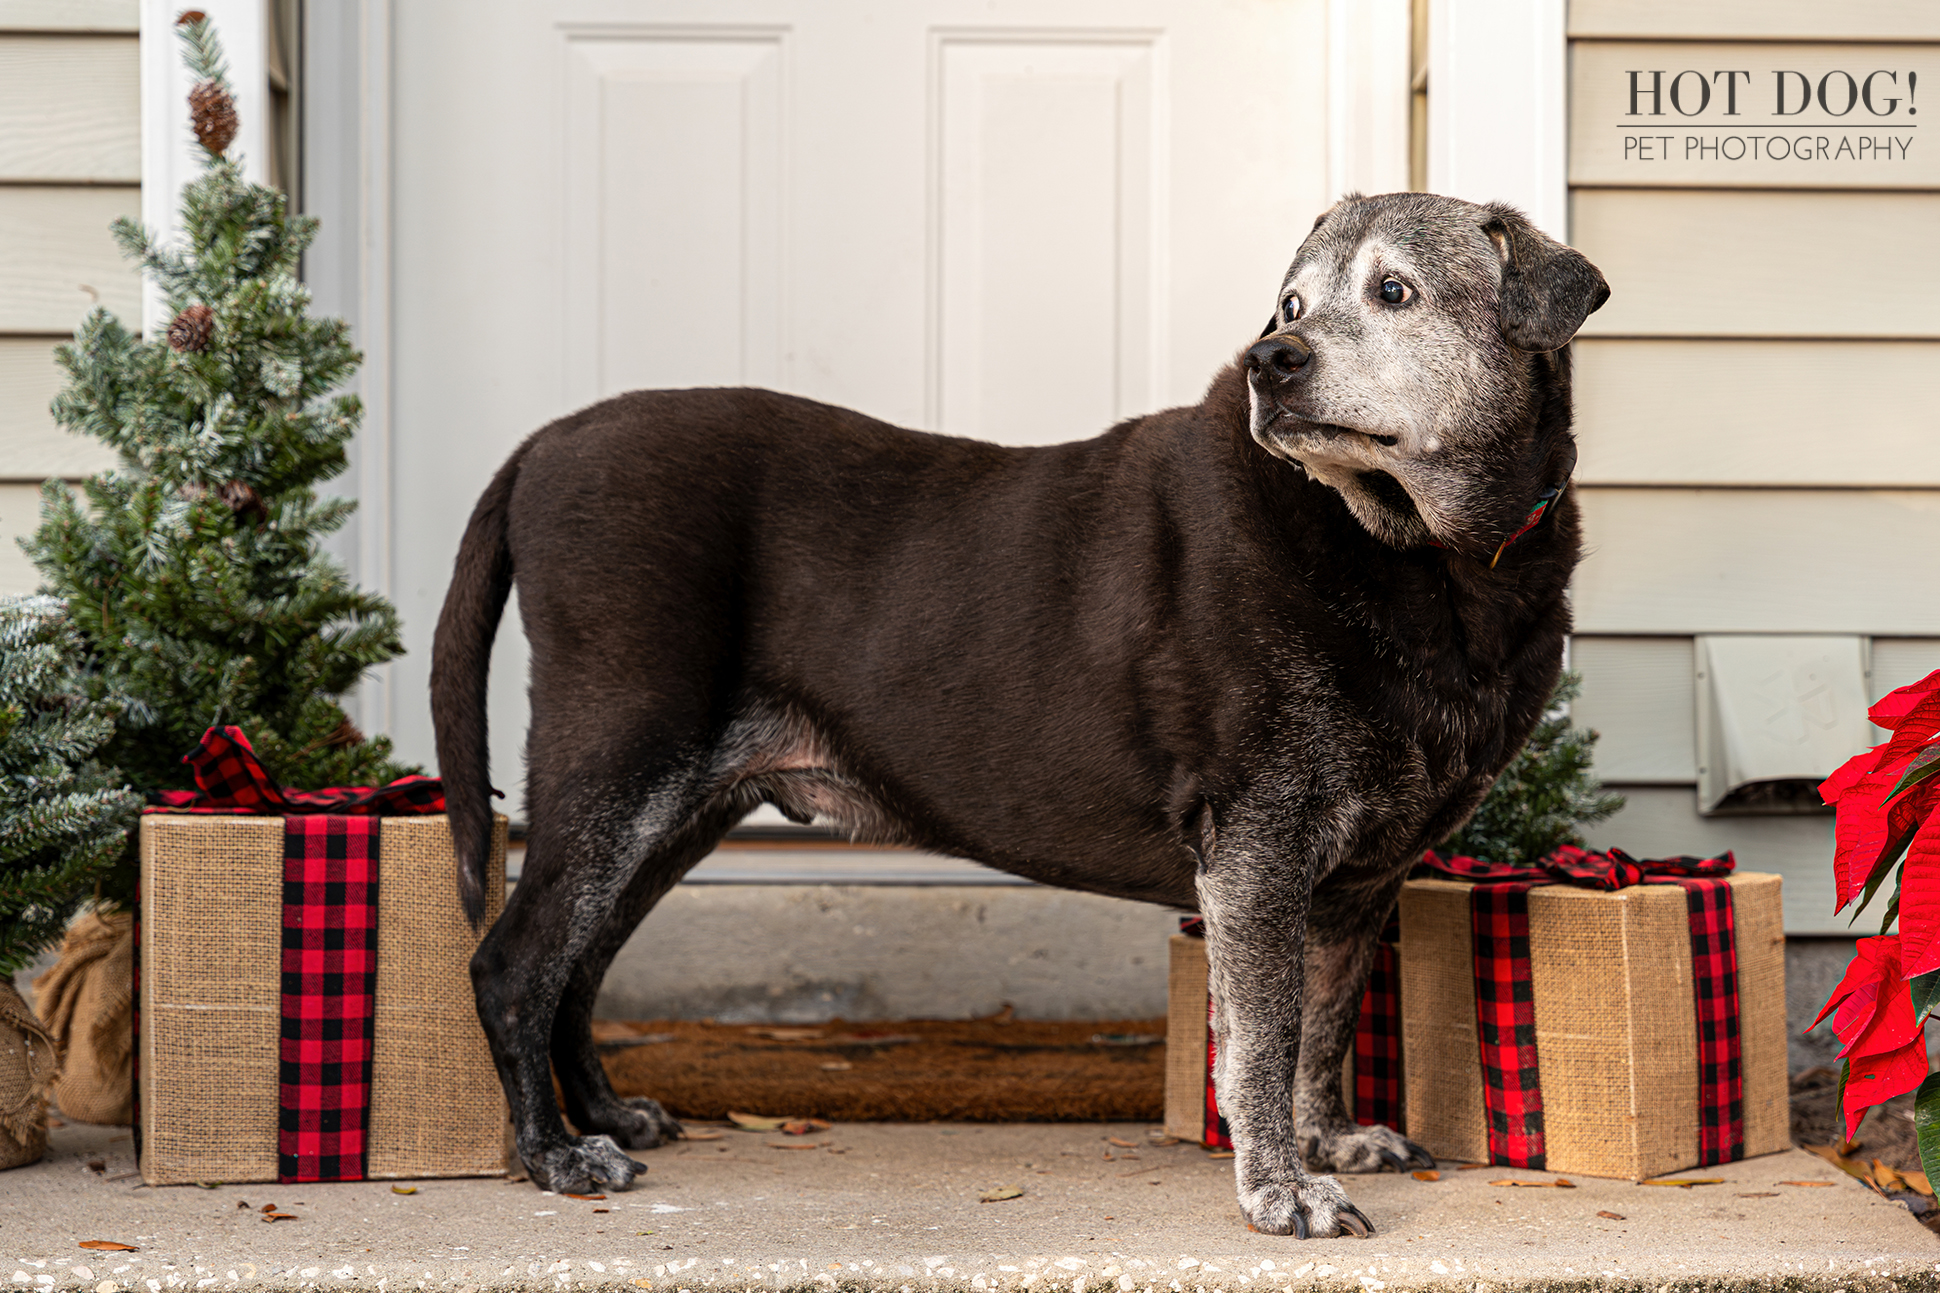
[
  {"left": 1378, "top": 1149, "right": 1407, "bottom": 1174},
  {"left": 1407, "top": 1145, "right": 1437, "bottom": 1171},
  {"left": 1291, "top": 1210, "right": 1309, "bottom": 1240},
  {"left": 1338, "top": 1204, "right": 1375, "bottom": 1238}
]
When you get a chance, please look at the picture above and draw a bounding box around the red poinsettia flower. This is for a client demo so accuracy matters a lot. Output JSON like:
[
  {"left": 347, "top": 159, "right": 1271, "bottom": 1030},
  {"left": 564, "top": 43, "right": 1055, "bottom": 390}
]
[
  {"left": 1821, "top": 671, "right": 1940, "bottom": 972},
  {"left": 1812, "top": 934, "right": 1931, "bottom": 1139}
]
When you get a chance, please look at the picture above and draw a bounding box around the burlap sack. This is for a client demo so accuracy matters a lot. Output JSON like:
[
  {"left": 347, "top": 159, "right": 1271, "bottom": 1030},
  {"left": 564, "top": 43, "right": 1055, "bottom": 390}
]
[
  {"left": 1163, "top": 934, "right": 1362, "bottom": 1144},
  {"left": 34, "top": 910, "right": 134, "bottom": 1125},
  {"left": 139, "top": 813, "right": 509, "bottom": 1185},
  {"left": 1398, "top": 870, "right": 1787, "bottom": 1180},
  {"left": 0, "top": 979, "right": 58, "bottom": 1170}
]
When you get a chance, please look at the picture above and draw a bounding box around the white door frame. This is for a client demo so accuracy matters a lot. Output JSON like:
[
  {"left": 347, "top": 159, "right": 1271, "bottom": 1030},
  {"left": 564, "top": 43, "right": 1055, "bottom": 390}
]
[{"left": 1427, "top": 0, "right": 1568, "bottom": 240}]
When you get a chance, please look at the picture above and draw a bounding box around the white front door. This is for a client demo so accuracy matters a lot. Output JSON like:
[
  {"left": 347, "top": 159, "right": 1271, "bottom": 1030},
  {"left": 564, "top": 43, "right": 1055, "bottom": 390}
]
[{"left": 381, "top": 0, "right": 1340, "bottom": 799}]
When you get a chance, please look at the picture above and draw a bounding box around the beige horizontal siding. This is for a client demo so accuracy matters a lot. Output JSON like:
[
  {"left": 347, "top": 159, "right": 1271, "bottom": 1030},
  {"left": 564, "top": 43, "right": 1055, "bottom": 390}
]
[
  {"left": 0, "top": 1, "right": 135, "bottom": 32},
  {"left": 0, "top": 34, "right": 139, "bottom": 181},
  {"left": 1570, "top": 43, "right": 1936, "bottom": 189},
  {"left": 1569, "top": 0, "right": 1940, "bottom": 42},
  {"left": 1572, "top": 487, "right": 1940, "bottom": 634},
  {"left": 0, "top": 480, "right": 49, "bottom": 595},
  {"left": 1580, "top": 785, "right": 1840, "bottom": 933},
  {"left": 1570, "top": 636, "right": 1698, "bottom": 782},
  {"left": 1573, "top": 339, "right": 1940, "bottom": 485},
  {"left": 1573, "top": 189, "right": 1940, "bottom": 338},
  {"left": 0, "top": 336, "right": 114, "bottom": 479},
  {"left": 0, "top": 185, "right": 140, "bottom": 332},
  {"left": 1874, "top": 638, "right": 1940, "bottom": 695}
]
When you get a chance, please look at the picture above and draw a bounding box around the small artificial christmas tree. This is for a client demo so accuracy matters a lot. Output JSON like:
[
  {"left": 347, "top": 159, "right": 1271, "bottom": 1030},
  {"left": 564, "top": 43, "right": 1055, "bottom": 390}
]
[
  {"left": 0, "top": 597, "right": 140, "bottom": 979},
  {"left": 1439, "top": 671, "right": 1625, "bottom": 868},
  {"left": 24, "top": 14, "right": 415, "bottom": 846}
]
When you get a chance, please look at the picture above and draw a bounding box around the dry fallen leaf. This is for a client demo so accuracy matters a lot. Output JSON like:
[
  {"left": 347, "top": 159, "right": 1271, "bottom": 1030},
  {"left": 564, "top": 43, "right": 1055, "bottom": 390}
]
[
  {"left": 1489, "top": 1178, "right": 1574, "bottom": 1188},
  {"left": 728, "top": 1112, "right": 788, "bottom": 1132},
  {"left": 1638, "top": 1178, "right": 1723, "bottom": 1188},
  {"left": 780, "top": 1119, "right": 832, "bottom": 1135},
  {"left": 390, "top": 1186, "right": 416, "bottom": 1196},
  {"left": 262, "top": 1213, "right": 296, "bottom": 1223},
  {"left": 565, "top": 1193, "right": 606, "bottom": 1201},
  {"left": 1777, "top": 1180, "right": 1834, "bottom": 1188},
  {"left": 593, "top": 1208, "right": 610, "bottom": 1214},
  {"left": 1596, "top": 1211, "right": 1624, "bottom": 1221},
  {"left": 259, "top": 1204, "right": 276, "bottom": 1213},
  {"left": 1107, "top": 1137, "right": 1138, "bottom": 1149},
  {"left": 1412, "top": 1170, "right": 1440, "bottom": 1182},
  {"left": 1456, "top": 1162, "right": 1489, "bottom": 1170},
  {"left": 1147, "top": 1136, "right": 1182, "bottom": 1147},
  {"left": 979, "top": 1185, "right": 1025, "bottom": 1202},
  {"left": 86, "top": 1158, "right": 106, "bottom": 1173},
  {"left": 77, "top": 1242, "right": 137, "bottom": 1253},
  {"left": 1803, "top": 1142, "right": 1872, "bottom": 1180}
]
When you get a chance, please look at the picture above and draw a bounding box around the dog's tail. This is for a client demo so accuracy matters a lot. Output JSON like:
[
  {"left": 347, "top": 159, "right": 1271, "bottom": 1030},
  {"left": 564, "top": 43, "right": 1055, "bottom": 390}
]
[{"left": 431, "top": 446, "right": 524, "bottom": 928}]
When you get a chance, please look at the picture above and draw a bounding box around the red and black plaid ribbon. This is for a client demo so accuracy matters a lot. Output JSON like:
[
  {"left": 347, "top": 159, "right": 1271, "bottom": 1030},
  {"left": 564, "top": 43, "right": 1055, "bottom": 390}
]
[
  {"left": 1353, "top": 915, "right": 1404, "bottom": 1131},
  {"left": 1182, "top": 915, "right": 1402, "bottom": 1149},
  {"left": 279, "top": 818, "right": 380, "bottom": 1183},
  {"left": 144, "top": 726, "right": 445, "bottom": 816},
  {"left": 1417, "top": 846, "right": 1740, "bottom": 1169}
]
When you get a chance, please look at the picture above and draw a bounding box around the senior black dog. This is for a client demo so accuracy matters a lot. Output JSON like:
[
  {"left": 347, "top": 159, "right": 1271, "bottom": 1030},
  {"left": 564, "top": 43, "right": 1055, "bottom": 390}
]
[{"left": 431, "top": 191, "right": 1608, "bottom": 1238}]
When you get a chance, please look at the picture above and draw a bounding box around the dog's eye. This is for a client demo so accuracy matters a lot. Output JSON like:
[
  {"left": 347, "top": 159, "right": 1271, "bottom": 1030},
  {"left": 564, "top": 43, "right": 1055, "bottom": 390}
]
[
  {"left": 1379, "top": 279, "right": 1412, "bottom": 305},
  {"left": 1281, "top": 294, "right": 1302, "bottom": 322}
]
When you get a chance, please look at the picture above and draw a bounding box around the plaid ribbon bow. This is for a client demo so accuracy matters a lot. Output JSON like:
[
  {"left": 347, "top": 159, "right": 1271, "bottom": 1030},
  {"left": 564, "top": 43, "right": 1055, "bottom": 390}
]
[
  {"left": 1416, "top": 845, "right": 1742, "bottom": 1171},
  {"left": 147, "top": 725, "right": 446, "bottom": 815},
  {"left": 138, "top": 727, "right": 448, "bottom": 1183}
]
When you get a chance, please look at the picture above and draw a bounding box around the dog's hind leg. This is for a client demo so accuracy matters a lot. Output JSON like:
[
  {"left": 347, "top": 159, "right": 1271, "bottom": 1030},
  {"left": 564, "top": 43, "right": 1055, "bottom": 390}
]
[
  {"left": 471, "top": 754, "right": 719, "bottom": 1195},
  {"left": 548, "top": 800, "right": 741, "bottom": 1149},
  {"left": 1292, "top": 869, "right": 1436, "bottom": 1175}
]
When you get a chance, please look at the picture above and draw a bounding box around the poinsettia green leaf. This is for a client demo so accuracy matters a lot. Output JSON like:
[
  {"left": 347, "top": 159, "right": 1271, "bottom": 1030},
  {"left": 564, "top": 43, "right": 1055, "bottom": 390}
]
[
  {"left": 1910, "top": 970, "right": 1940, "bottom": 1023},
  {"left": 1916, "top": 1072, "right": 1940, "bottom": 1190},
  {"left": 1836, "top": 1057, "right": 1850, "bottom": 1141},
  {"left": 1886, "top": 743, "right": 1940, "bottom": 805},
  {"left": 1851, "top": 846, "right": 1907, "bottom": 923}
]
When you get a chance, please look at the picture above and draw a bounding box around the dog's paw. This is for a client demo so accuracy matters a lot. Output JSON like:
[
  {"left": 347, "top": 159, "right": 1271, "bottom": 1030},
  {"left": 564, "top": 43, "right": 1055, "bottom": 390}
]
[
  {"left": 607, "top": 1096, "right": 682, "bottom": 1150},
  {"left": 1237, "top": 1172, "right": 1374, "bottom": 1239},
  {"left": 529, "top": 1135, "right": 647, "bottom": 1193},
  {"left": 1300, "top": 1122, "right": 1435, "bottom": 1175}
]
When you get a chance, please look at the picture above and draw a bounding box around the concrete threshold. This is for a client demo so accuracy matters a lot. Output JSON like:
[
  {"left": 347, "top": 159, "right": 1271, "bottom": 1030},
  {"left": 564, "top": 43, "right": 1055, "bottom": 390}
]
[{"left": 6, "top": 1121, "right": 1936, "bottom": 1293}]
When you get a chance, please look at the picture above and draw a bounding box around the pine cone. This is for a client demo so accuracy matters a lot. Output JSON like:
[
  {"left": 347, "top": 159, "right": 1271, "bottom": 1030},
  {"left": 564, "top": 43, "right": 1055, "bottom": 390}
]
[
  {"left": 217, "top": 480, "right": 268, "bottom": 525},
  {"left": 167, "top": 303, "right": 215, "bottom": 352},
  {"left": 188, "top": 79, "right": 237, "bottom": 155}
]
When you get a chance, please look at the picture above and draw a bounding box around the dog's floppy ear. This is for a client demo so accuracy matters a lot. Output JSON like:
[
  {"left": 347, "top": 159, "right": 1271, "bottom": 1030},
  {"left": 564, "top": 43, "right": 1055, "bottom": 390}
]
[{"left": 1481, "top": 206, "right": 1610, "bottom": 353}]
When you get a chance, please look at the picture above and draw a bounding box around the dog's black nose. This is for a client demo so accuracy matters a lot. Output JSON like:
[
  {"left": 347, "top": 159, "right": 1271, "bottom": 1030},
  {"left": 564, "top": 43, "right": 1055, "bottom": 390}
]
[{"left": 1245, "top": 336, "right": 1312, "bottom": 379}]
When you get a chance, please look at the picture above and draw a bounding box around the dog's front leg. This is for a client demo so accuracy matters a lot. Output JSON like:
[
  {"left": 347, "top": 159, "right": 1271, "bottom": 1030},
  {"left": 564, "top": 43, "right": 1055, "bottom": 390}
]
[
  {"left": 1197, "top": 835, "right": 1374, "bottom": 1240},
  {"left": 1294, "top": 874, "right": 1436, "bottom": 1174}
]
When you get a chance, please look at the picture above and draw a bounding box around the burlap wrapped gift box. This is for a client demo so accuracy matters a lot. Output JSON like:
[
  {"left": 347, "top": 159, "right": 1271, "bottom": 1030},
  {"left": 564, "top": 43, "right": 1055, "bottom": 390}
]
[
  {"left": 137, "top": 728, "right": 510, "bottom": 1186},
  {"left": 1400, "top": 855, "right": 1787, "bottom": 1181}
]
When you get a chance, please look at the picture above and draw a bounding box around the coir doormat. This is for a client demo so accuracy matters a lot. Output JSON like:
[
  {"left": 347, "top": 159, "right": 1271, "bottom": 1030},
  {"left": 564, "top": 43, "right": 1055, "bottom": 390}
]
[{"left": 594, "top": 1017, "right": 1166, "bottom": 1123}]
